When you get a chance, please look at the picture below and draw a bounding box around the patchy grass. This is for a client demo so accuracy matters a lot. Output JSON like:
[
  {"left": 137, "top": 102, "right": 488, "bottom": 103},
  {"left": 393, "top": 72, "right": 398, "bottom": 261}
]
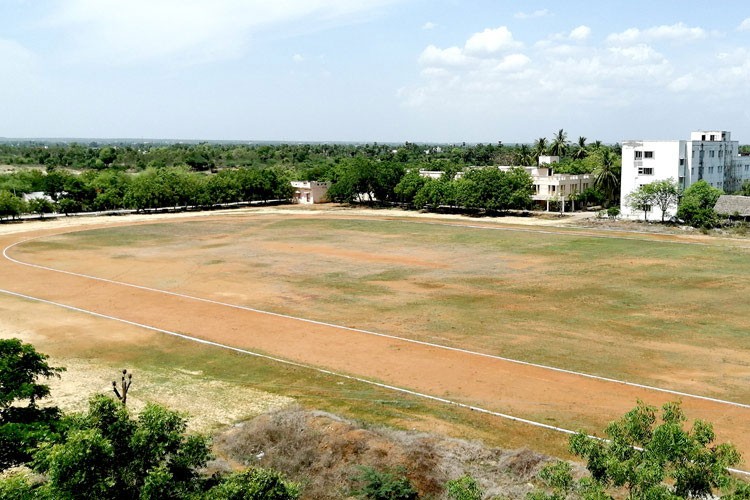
[{"left": 13, "top": 216, "right": 750, "bottom": 405}]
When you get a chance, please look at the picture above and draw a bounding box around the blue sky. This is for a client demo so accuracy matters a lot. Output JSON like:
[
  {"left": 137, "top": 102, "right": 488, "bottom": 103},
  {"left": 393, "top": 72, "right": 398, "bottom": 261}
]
[{"left": 2, "top": 0, "right": 750, "bottom": 143}]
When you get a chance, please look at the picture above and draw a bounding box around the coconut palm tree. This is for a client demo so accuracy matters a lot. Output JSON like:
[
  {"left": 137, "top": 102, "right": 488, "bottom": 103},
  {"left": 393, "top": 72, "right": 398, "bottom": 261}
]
[
  {"left": 593, "top": 148, "right": 621, "bottom": 207},
  {"left": 514, "top": 144, "right": 535, "bottom": 166},
  {"left": 533, "top": 137, "right": 548, "bottom": 158},
  {"left": 573, "top": 136, "right": 588, "bottom": 160},
  {"left": 550, "top": 129, "right": 569, "bottom": 157}
]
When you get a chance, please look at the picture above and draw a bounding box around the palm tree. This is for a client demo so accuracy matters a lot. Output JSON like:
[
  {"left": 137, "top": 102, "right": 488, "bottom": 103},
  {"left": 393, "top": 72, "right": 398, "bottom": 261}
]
[
  {"left": 593, "top": 148, "right": 621, "bottom": 207},
  {"left": 573, "top": 136, "right": 588, "bottom": 160},
  {"left": 533, "top": 137, "right": 548, "bottom": 159},
  {"left": 590, "top": 140, "right": 603, "bottom": 151},
  {"left": 550, "top": 129, "right": 568, "bottom": 157},
  {"left": 514, "top": 144, "right": 534, "bottom": 166}
]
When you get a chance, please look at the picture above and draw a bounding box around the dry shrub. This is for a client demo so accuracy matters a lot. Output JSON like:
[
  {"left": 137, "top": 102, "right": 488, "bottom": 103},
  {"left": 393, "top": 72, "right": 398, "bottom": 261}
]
[
  {"left": 213, "top": 406, "right": 552, "bottom": 499},
  {"left": 501, "top": 448, "right": 546, "bottom": 480}
]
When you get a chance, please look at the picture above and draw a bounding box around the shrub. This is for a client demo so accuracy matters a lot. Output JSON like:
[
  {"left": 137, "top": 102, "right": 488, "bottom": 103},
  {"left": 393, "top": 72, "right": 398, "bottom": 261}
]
[
  {"left": 351, "top": 466, "right": 419, "bottom": 500},
  {"left": 445, "top": 475, "right": 483, "bottom": 500}
]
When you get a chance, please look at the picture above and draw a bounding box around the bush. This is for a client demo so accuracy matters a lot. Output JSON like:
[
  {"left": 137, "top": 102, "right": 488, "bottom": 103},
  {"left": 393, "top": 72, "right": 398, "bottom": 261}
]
[
  {"left": 606, "top": 206, "right": 620, "bottom": 219},
  {"left": 203, "top": 468, "right": 300, "bottom": 500},
  {"left": 351, "top": 466, "right": 419, "bottom": 500},
  {"left": 445, "top": 475, "right": 483, "bottom": 500}
]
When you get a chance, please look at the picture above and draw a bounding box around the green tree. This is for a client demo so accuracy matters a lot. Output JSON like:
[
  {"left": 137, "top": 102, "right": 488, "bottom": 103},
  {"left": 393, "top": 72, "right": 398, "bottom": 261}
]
[
  {"left": 563, "top": 401, "right": 744, "bottom": 499},
  {"left": 572, "top": 136, "right": 588, "bottom": 160},
  {"left": 394, "top": 170, "right": 428, "bottom": 206},
  {"left": 26, "top": 197, "right": 55, "bottom": 218},
  {"left": 0, "top": 339, "right": 64, "bottom": 469},
  {"left": 676, "top": 180, "right": 723, "bottom": 228},
  {"left": 643, "top": 178, "right": 680, "bottom": 222},
  {"left": 592, "top": 149, "right": 621, "bottom": 207},
  {"left": 550, "top": 129, "right": 568, "bottom": 157},
  {"left": 0, "top": 190, "right": 25, "bottom": 220},
  {"left": 627, "top": 185, "right": 655, "bottom": 222},
  {"left": 34, "top": 395, "right": 212, "bottom": 499},
  {"left": 740, "top": 180, "right": 750, "bottom": 197},
  {"left": 533, "top": 137, "right": 549, "bottom": 158},
  {"left": 515, "top": 144, "right": 535, "bottom": 166}
]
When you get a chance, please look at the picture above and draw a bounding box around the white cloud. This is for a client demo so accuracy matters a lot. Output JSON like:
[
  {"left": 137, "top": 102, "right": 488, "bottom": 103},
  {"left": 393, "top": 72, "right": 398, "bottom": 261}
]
[
  {"left": 569, "top": 25, "right": 591, "bottom": 41},
  {"left": 608, "top": 43, "right": 664, "bottom": 63},
  {"left": 495, "top": 53, "right": 530, "bottom": 71},
  {"left": 418, "top": 45, "right": 469, "bottom": 67},
  {"left": 739, "top": 18, "right": 750, "bottom": 31},
  {"left": 607, "top": 22, "right": 706, "bottom": 45},
  {"left": 292, "top": 53, "right": 304, "bottom": 63},
  {"left": 464, "top": 26, "right": 521, "bottom": 55},
  {"left": 45, "top": 0, "right": 404, "bottom": 65},
  {"left": 514, "top": 9, "right": 549, "bottom": 20},
  {"left": 422, "top": 21, "right": 437, "bottom": 30}
]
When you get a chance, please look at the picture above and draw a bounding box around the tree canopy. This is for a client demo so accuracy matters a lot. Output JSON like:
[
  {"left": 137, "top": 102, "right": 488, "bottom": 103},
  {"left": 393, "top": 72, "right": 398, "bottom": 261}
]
[{"left": 531, "top": 401, "right": 746, "bottom": 500}]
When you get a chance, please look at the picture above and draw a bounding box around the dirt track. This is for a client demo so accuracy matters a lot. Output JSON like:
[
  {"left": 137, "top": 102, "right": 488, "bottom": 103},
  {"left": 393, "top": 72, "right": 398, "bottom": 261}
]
[{"left": 1, "top": 209, "right": 748, "bottom": 467}]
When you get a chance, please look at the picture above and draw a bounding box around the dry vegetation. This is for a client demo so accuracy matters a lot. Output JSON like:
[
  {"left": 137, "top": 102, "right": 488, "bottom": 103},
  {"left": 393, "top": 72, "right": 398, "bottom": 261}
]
[{"left": 214, "top": 406, "right": 557, "bottom": 499}]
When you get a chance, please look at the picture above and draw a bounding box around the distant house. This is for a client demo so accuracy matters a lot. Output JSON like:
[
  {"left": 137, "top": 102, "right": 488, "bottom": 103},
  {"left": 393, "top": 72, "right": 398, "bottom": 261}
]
[
  {"left": 714, "top": 195, "right": 750, "bottom": 219},
  {"left": 290, "top": 181, "right": 330, "bottom": 204}
]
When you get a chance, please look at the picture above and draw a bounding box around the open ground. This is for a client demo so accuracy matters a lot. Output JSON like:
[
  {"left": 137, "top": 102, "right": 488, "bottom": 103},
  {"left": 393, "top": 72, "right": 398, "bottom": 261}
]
[{"left": 1, "top": 206, "right": 749, "bottom": 468}]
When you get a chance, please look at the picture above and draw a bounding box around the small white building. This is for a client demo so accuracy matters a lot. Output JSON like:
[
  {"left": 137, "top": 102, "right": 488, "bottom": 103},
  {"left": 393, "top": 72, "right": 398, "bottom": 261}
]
[
  {"left": 620, "top": 130, "right": 750, "bottom": 220},
  {"left": 290, "top": 181, "right": 330, "bottom": 204}
]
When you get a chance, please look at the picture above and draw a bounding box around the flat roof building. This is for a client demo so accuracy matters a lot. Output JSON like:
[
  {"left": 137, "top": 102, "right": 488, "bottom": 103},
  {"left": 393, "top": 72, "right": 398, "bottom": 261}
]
[{"left": 620, "top": 131, "right": 750, "bottom": 221}]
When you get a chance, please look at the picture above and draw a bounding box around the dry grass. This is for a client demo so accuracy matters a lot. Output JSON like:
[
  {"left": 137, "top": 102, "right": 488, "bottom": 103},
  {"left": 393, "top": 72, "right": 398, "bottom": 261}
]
[
  {"left": 18, "top": 215, "right": 750, "bottom": 402},
  {"left": 214, "top": 406, "right": 557, "bottom": 499}
]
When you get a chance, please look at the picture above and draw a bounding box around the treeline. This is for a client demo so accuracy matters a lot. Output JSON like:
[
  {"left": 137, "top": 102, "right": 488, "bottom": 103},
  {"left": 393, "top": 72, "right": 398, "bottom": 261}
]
[
  {"left": 0, "top": 136, "right": 626, "bottom": 220},
  {"left": 0, "top": 166, "right": 291, "bottom": 219},
  {"left": 0, "top": 141, "right": 510, "bottom": 173}
]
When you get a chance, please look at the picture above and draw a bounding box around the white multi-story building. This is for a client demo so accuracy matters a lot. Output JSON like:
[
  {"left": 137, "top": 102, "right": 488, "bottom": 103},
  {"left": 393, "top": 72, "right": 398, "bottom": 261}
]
[{"left": 620, "top": 130, "right": 750, "bottom": 221}]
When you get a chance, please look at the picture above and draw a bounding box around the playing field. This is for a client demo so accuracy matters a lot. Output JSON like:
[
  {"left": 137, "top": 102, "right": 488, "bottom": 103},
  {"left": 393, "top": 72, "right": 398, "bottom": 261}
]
[{"left": 1, "top": 211, "right": 749, "bottom": 462}]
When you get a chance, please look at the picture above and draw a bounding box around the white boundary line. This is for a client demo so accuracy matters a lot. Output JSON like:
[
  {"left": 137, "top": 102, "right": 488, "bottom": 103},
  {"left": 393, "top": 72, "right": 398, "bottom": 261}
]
[
  {"left": 1, "top": 286, "right": 748, "bottom": 477},
  {"left": 4, "top": 233, "right": 749, "bottom": 411}
]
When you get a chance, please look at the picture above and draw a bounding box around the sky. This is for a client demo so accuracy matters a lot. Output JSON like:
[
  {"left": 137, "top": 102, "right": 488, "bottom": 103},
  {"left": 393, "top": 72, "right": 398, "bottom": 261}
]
[{"left": 2, "top": 0, "right": 750, "bottom": 144}]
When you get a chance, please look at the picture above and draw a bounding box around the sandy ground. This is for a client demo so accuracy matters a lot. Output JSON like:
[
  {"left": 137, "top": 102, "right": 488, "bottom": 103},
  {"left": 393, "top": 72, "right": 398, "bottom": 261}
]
[{"left": 0, "top": 206, "right": 748, "bottom": 462}]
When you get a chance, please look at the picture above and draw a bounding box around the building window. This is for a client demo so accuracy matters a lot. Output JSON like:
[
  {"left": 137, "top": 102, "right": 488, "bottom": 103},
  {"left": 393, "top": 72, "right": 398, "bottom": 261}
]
[
  {"left": 710, "top": 134, "right": 716, "bottom": 141},
  {"left": 745, "top": 165, "right": 749, "bottom": 172},
  {"left": 691, "top": 168, "right": 694, "bottom": 175},
  {"left": 638, "top": 167, "right": 654, "bottom": 175},
  {"left": 718, "top": 166, "right": 723, "bottom": 173},
  {"left": 718, "top": 150, "right": 723, "bottom": 158},
  {"left": 644, "top": 151, "right": 654, "bottom": 159},
  {"left": 709, "top": 150, "right": 715, "bottom": 158},
  {"left": 679, "top": 159, "right": 685, "bottom": 166},
  {"left": 708, "top": 166, "right": 714, "bottom": 174},
  {"left": 634, "top": 151, "right": 643, "bottom": 159}
]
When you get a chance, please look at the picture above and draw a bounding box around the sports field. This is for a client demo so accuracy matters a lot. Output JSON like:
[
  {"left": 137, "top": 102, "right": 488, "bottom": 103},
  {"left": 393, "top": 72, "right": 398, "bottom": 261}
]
[{"left": 1, "top": 210, "right": 749, "bottom": 463}]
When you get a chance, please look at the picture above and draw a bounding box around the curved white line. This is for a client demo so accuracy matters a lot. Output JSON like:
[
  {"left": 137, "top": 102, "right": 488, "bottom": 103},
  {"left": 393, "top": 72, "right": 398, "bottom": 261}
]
[
  {"left": 1, "top": 286, "right": 747, "bottom": 477},
  {"left": 4, "top": 232, "right": 749, "bottom": 411}
]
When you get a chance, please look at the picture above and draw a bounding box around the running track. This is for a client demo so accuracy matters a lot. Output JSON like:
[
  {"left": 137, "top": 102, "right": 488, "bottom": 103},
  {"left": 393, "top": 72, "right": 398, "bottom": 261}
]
[{"left": 0, "top": 215, "right": 748, "bottom": 474}]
